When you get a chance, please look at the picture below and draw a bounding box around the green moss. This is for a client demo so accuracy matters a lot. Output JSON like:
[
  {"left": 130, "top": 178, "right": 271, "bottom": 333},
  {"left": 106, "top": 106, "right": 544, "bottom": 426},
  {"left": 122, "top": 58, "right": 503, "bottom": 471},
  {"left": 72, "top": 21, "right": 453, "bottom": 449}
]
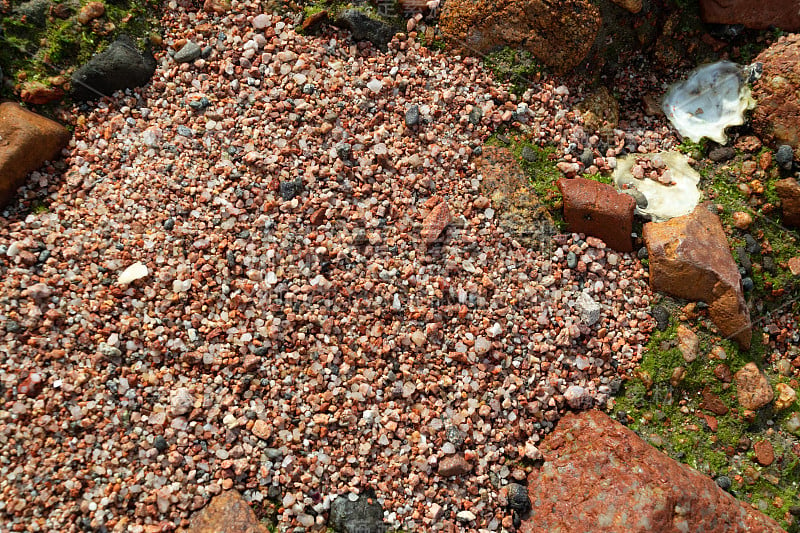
[{"left": 482, "top": 46, "right": 544, "bottom": 96}]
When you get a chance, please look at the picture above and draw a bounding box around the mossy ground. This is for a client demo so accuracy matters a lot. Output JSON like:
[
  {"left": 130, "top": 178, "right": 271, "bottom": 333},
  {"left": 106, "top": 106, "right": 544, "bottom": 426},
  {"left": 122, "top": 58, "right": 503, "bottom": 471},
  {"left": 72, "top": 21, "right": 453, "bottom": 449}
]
[{"left": 1, "top": 0, "right": 161, "bottom": 103}]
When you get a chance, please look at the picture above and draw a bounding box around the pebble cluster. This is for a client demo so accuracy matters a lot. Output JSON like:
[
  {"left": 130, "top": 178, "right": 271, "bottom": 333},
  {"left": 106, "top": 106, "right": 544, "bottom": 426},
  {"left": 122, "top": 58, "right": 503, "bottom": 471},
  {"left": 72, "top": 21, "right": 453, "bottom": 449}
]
[{"left": 0, "top": 2, "right": 688, "bottom": 531}]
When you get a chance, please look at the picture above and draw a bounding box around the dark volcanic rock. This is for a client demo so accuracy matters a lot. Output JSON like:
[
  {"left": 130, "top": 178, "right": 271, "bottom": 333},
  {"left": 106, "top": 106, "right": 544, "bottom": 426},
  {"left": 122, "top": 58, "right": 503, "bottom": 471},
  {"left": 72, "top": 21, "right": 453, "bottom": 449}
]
[
  {"left": 334, "top": 10, "right": 398, "bottom": 51},
  {"left": 520, "top": 410, "right": 784, "bottom": 533},
  {"left": 329, "top": 490, "right": 385, "bottom": 533},
  {"left": 71, "top": 34, "right": 156, "bottom": 101}
]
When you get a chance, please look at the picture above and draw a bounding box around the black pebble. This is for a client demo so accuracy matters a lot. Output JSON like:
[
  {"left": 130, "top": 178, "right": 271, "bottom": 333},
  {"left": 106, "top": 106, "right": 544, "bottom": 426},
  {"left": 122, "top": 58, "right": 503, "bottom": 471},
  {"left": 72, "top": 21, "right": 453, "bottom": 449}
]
[
  {"left": 776, "top": 145, "right": 794, "bottom": 170},
  {"left": 744, "top": 234, "right": 761, "bottom": 254},
  {"left": 154, "top": 435, "right": 168, "bottom": 453},
  {"left": 651, "top": 305, "right": 670, "bottom": 331},
  {"left": 637, "top": 247, "right": 648, "bottom": 259},
  {"left": 735, "top": 246, "right": 752, "bottom": 276},
  {"left": 715, "top": 475, "right": 732, "bottom": 490},
  {"left": 163, "top": 217, "right": 175, "bottom": 231},
  {"left": 708, "top": 146, "right": 735, "bottom": 162},
  {"left": 404, "top": 105, "right": 420, "bottom": 127},
  {"left": 763, "top": 256, "right": 776, "bottom": 273},
  {"left": 507, "top": 483, "right": 531, "bottom": 513},
  {"left": 742, "top": 277, "right": 754, "bottom": 292},
  {"left": 280, "top": 180, "right": 299, "bottom": 201}
]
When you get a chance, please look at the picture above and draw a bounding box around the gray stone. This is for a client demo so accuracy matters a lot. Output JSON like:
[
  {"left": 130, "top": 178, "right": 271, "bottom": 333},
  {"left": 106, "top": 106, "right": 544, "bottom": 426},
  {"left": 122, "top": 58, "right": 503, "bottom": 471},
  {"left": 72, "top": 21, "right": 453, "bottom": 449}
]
[
  {"left": 71, "top": 34, "right": 156, "bottom": 101},
  {"left": 575, "top": 291, "right": 601, "bottom": 326},
  {"left": 776, "top": 144, "right": 794, "bottom": 170},
  {"left": 334, "top": 10, "right": 398, "bottom": 52},
  {"left": 329, "top": 490, "right": 385, "bottom": 533},
  {"left": 175, "top": 42, "right": 202, "bottom": 63},
  {"left": 405, "top": 105, "right": 420, "bottom": 127}
]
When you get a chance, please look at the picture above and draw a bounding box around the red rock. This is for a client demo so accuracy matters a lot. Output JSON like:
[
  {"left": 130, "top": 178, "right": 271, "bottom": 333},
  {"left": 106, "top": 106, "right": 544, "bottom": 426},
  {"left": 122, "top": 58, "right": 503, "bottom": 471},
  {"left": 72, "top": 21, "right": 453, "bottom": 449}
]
[
  {"left": 775, "top": 178, "right": 800, "bottom": 227},
  {"left": 520, "top": 410, "right": 784, "bottom": 533},
  {"left": 301, "top": 10, "right": 328, "bottom": 33},
  {"left": 752, "top": 35, "right": 800, "bottom": 159},
  {"left": 437, "top": 454, "right": 472, "bottom": 477},
  {"left": 19, "top": 81, "right": 65, "bottom": 105},
  {"left": 734, "top": 362, "right": 774, "bottom": 410},
  {"left": 700, "top": 0, "right": 800, "bottom": 31},
  {"left": 557, "top": 177, "right": 635, "bottom": 252},
  {"left": 420, "top": 201, "right": 452, "bottom": 244},
  {"left": 714, "top": 363, "right": 733, "bottom": 383},
  {"left": 0, "top": 102, "right": 70, "bottom": 208},
  {"left": 181, "top": 490, "right": 268, "bottom": 533},
  {"left": 643, "top": 205, "right": 751, "bottom": 349},
  {"left": 439, "top": 0, "right": 602, "bottom": 74},
  {"left": 701, "top": 387, "right": 729, "bottom": 416},
  {"left": 753, "top": 440, "right": 775, "bottom": 466},
  {"left": 788, "top": 256, "right": 800, "bottom": 276},
  {"left": 203, "top": 0, "right": 231, "bottom": 13}
]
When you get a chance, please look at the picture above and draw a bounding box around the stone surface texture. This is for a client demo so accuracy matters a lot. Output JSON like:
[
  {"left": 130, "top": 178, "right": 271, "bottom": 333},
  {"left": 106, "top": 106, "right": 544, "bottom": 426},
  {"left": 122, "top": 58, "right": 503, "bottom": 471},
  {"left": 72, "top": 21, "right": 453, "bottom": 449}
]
[
  {"left": 557, "top": 177, "right": 635, "bottom": 252},
  {"left": 181, "top": 490, "right": 268, "bottom": 533},
  {"left": 643, "top": 204, "right": 752, "bottom": 349},
  {"left": 700, "top": 0, "right": 800, "bottom": 30},
  {"left": 520, "top": 410, "right": 785, "bottom": 533},
  {"left": 735, "top": 362, "right": 774, "bottom": 410},
  {"left": 476, "top": 146, "right": 555, "bottom": 250},
  {"left": 438, "top": 0, "right": 602, "bottom": 74},
  {"left": 71, "top": 34, "right": 156, "bottom": 101},
  {"left": 775, "top": 177, "right": 800, "bottom": 227},
  {"left": 752, "top": 34, "right": 800, "bottom": 159},
  {"left": 0, "top": 102, "right": 70, "bottom": 208}
]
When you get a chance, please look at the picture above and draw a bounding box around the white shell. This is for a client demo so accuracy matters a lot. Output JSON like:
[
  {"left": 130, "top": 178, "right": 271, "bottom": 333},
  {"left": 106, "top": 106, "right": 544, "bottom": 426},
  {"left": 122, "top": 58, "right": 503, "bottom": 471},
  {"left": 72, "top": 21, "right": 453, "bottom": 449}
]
[
  {"left": 614, "top": 151, "right": 702, "bottom": 222},
  {"left": 117, "top": 262, "right": 149, "bottom": 285},
  {"left": 663, "top": 61, "right": 755, "bottom": 145}
]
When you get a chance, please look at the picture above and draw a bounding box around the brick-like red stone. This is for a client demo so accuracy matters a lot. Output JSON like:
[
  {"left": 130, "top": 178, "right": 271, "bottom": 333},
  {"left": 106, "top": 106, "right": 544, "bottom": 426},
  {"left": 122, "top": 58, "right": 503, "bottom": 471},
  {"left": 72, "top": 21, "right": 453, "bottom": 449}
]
[{"left": 557, "top": 177, "right": 635, "bottom": 252}]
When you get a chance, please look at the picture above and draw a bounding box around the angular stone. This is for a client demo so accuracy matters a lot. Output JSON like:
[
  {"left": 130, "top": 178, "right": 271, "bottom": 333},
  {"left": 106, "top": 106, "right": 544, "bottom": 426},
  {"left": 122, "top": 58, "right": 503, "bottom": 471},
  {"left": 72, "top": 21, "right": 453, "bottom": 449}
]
[
  {"left": 0, "top": 102, "right": 70, "bottom": 208},
  {"left": 643, "top": 205, "right": 751, "bottom": 349},
  {"left": 437, "top": 454, "right": 472, "bottom": 477},
  {"left": 329, "top": 490, "right": 385, "bottom": 533},
  {"left": 476, "top": 146, "right": 555, "bottom": 251},
  {"left": 520, "top": 410, "right": 784, "bottom": 533},
  {"left": 557, "top": 177, "right": 636, "bottom": 252},
  {"left": 420, "top": 201, "right": 452, "bottom": 244},
  {"left": 334, "top": 10, "right": 398, "bottom": 52},
  {"left": 700, "top": 0, "right": 800, "bottom": 31},
  {"left": 677, "top": 325, "right": 699, "bottom": 362},
  {"left": 775, "top": 177, "right": 800, "bottom": 227},
  {"left": 775, "top": 383, "right": 798, "bottom": 410},
  {"left": 182, "top": 490, "right": 268, "bottom": 533},
  {"left": 439, "top": 0, "right": 602, "bottom": 74},
  {"left": 202, "top": 0, "right": 231, "bottom": 13},
  {"left": 71, "top": 34, "right": 156, "bottom": 101},
  {"left": 752, "top": 35, "right": 800, "bottom": 160},
  {"left": 735, "top": 362, "right": 774, "bottom": 410},
  {"left": 701, "top": 387, "right": 729, "bottom": 416}
]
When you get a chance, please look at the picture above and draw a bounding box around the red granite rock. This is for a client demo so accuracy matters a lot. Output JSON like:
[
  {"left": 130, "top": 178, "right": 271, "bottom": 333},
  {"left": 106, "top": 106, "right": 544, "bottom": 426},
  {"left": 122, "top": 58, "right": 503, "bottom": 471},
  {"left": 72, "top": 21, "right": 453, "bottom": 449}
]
[
  {"left": 735, "top": 362, "right": 774, "bottom": 410},
  {"left": 520, "top": 410, "right": 784, "bottom": 533},
  {"left": 421, "top": 200, "right": 452, "bottom": 244},
  {"left": 438, "top": 0, "right": 602, "bottom": 74},
  {"left": 752, "top": 35, "right": 800, "bottom": 159},
  {"left": 643, "top": 204, "right": 751, "bottom": 349},
  {"left": 775, "top": 177, "right": 800, "bottom": 227},
  {"left": 700, "top": 0, "right": 800, "bottom": 31},
  {"left": 181, "top": 490, "right": 268, "bottom": 533},
  {"left": 0, "top": 102, "right": 70, "bottom": 208},
  {"left": 754, "top": 440, "right": 775, "bottom": 466},
  {"left": 437, "top": 454, "right": 472, "bottom": 477},
  {"left": 557, "top": 177, "right": 635, "bottom": 252}
]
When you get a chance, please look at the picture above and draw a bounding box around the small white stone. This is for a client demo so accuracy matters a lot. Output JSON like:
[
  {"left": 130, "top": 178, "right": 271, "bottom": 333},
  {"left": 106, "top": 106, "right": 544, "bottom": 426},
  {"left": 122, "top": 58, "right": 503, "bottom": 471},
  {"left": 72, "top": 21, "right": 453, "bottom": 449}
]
[
  {"left": 118, "top": 262, "right": 149, "bottom": 285},
  {"left": 456, "top": 510, "right": 476, "bottom": 522},
  {"left": 366, "top": 79, "right": 383, "bottom": 93},
  {"left": 252, "top": 13, "right": 271, "bottom": 29},
  {"left": 474, "top": 336, "right": 491, "bottom": 355}
]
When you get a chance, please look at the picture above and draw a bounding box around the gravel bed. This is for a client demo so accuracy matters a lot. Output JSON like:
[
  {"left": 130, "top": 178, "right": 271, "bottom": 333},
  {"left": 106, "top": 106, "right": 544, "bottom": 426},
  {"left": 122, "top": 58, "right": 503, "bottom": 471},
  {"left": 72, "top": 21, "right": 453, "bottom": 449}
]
[{"left": 0, "top": 2, "right": 682, "bottom": 531}]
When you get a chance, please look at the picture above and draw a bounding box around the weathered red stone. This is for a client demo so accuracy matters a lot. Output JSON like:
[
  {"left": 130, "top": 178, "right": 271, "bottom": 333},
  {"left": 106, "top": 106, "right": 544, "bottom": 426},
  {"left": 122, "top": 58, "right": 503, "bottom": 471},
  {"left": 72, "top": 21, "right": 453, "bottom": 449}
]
[
  {"left": 437, "top": 454, "right": 472, "bottom": 477},
  {"left": 301, "top": 10, "right": 329, "bottom": 33},
  {"left": 700, "top": 0, "right": 800, "bottom": 31},
  {"left": 439, "top": 0, "right": 602, "bottom": 74},
  {"left": 735, "top": 362, "right": 774, "bottom": 410},
  {"left": 643, "top": 204, "right": 751, "bottom": 349},
  {"left": 520, "top": 410, "right": 784, "bottom": 533},
  {"left": 0, "top": 102, "right": 70, "bottom": 208},
  {"left": 19, "top": 81, "right": 65, "bottom": 105},
  {"left": 752, "top": 35, "right": 800, "bottom": 159},
  {"left": 557, "top": 177, "right": 635, "bottom": 252},
  {"left": 775, "top": 177, "right": 800, "bottom": 227},
  {"left": 202, "top": 0, "right": 231, "bottom": 13},
  {"left": 753, "top": 440, "right": 775, "bottom": 467},
  {"left": 181, "top": 490, "right": 268, "bottom": 533}
]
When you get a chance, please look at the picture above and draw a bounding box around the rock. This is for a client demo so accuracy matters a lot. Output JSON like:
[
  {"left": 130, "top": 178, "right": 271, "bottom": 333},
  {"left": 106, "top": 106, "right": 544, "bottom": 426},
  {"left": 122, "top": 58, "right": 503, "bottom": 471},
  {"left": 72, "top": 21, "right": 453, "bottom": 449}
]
[
  {"left": 651, "top": 305, "right": 670, "bottom": 331},
  {"left": 420, "top": 201, "right": 452, "bottom": 244},
  {"left": 521, "top": 145, "right": 538, "bottom": 162},
  {"left": 575, "top": 292, "right": 601, "bottom": 326},
  {"left": 202, "top": 0, "right": 231, "bottom": 14},
  {"left": 456, "top": 510, "right": 476, "bottom": 523},
  {"left": 439, "top": 0, "right": 602, "bottom": 74},
  {"left": 564, "top": 385, "right": 592, "bottom": 410},
  {"left": 557, "top": 177, "right": 636, "bottom": 252},
  {"left": 71, "top": 34, "right": 156, "bottom": 101},
  {"left": 775, "top": 177, "right": 800, "bottom": 227},
  {"left": 700, "top": 0, "right": 800, "bottom": 30},
  {"left": 117, "top": 262, "right": 149, "bottom": 285},
  {"left": 714, "top": 363, "right": 733, "bottom": 383},
  {"left": 774, "top": 383, "right": 797, "bottom": 410},
  {"left": 519, "top": 410, "right": 784, "bottom": 533},
  {"left": 677, "top": 325, "right": 699, "bottom": 363},
  {"left": 77, "top": 1, "right": 104, "bottom": 25},
  {"left": 709, "top": 146, "right": 736, "bottom": 162},
  {"left": 251, "top": 419, "right": 272, "bottom": 440},
  {"left": 182, "top": 490, "right": 268, "bottom": 533},
  {"left": 753, "top": 440, "right": 775, "bottom": 466},
  {"left": 13, "top": 0, "right": 50, "bottom": 26},
  {"left": 732, "top": 211, "right": 753, "bottom": 230},
  {"left": 576, "top": 86, "right": 619, "bottom": 133},
  {"left": 0, "top": 102, "right": 70, "bottom": 208},
  {"left": 20, "top": 81, "right": 65, "bottom": 105},
  {"left": 334, "top": 10, "right": 398, "bottom": 52},
  {"left": 643, "top": 205, "right": 751, "bottom": 349},
  {"left": 301, "top": 10, "right": 328, "bottom": 34},
  {"left": 438, "top": 454, "right": 472, "bottom": 476},
  {"left": 476, "top": 147, "right": 555, "bottom": 250},
  {"left": 153, "top": 435, "right": 168, "bottom": 453},
  {"left": 174, "top": 42, "right": 202, "bottom": 63},
  {"left": 507, "top": 483, "right": 531, "bottom": 513},
  {"left": 775, "top": 144, "right": 794, "bottom": 170},
  {"left": 329, "top": 490, "right": 385, "bottom": 533},
  {"left": 734, "top": 362, "right": 774, "bottom": 410},
  {"left": 701, "top": 387, "right": 729, "bottom": 415},
  {"left": 752, "top": 35, "right": 800, "bottom": 160},
  {"left": 579, "top": 148, "right": 595, "bottom": 167},
  {"left": 404, "top": 104, "right": 420, "bottom": 127},
  {"left": 169, "top": 387, "right": 195, "bottom": 416},
  {"left": 788, "top": 256, "right": 800, "bottom": 276}
]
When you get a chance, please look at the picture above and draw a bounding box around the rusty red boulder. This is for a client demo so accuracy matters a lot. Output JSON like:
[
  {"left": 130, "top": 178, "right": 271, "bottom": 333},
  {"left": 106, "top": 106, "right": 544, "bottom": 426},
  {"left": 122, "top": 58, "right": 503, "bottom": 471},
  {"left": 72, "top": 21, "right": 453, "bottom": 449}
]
[{"left": 557, "top": 177, "right": 635, "bottom": 252}]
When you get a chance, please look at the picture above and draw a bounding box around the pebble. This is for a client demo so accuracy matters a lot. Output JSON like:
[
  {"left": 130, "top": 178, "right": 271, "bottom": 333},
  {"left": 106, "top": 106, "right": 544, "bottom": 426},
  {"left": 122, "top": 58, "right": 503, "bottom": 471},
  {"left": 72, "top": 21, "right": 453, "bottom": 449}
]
[
  {"left": 175, "top": 42, "right": 202, "bottom": 63},
  {"left": 405, "top": 104, "right": 420, "bottom": 127},
  {"left": 775, "top": 144, "right": 794, "bottom": 170}
]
